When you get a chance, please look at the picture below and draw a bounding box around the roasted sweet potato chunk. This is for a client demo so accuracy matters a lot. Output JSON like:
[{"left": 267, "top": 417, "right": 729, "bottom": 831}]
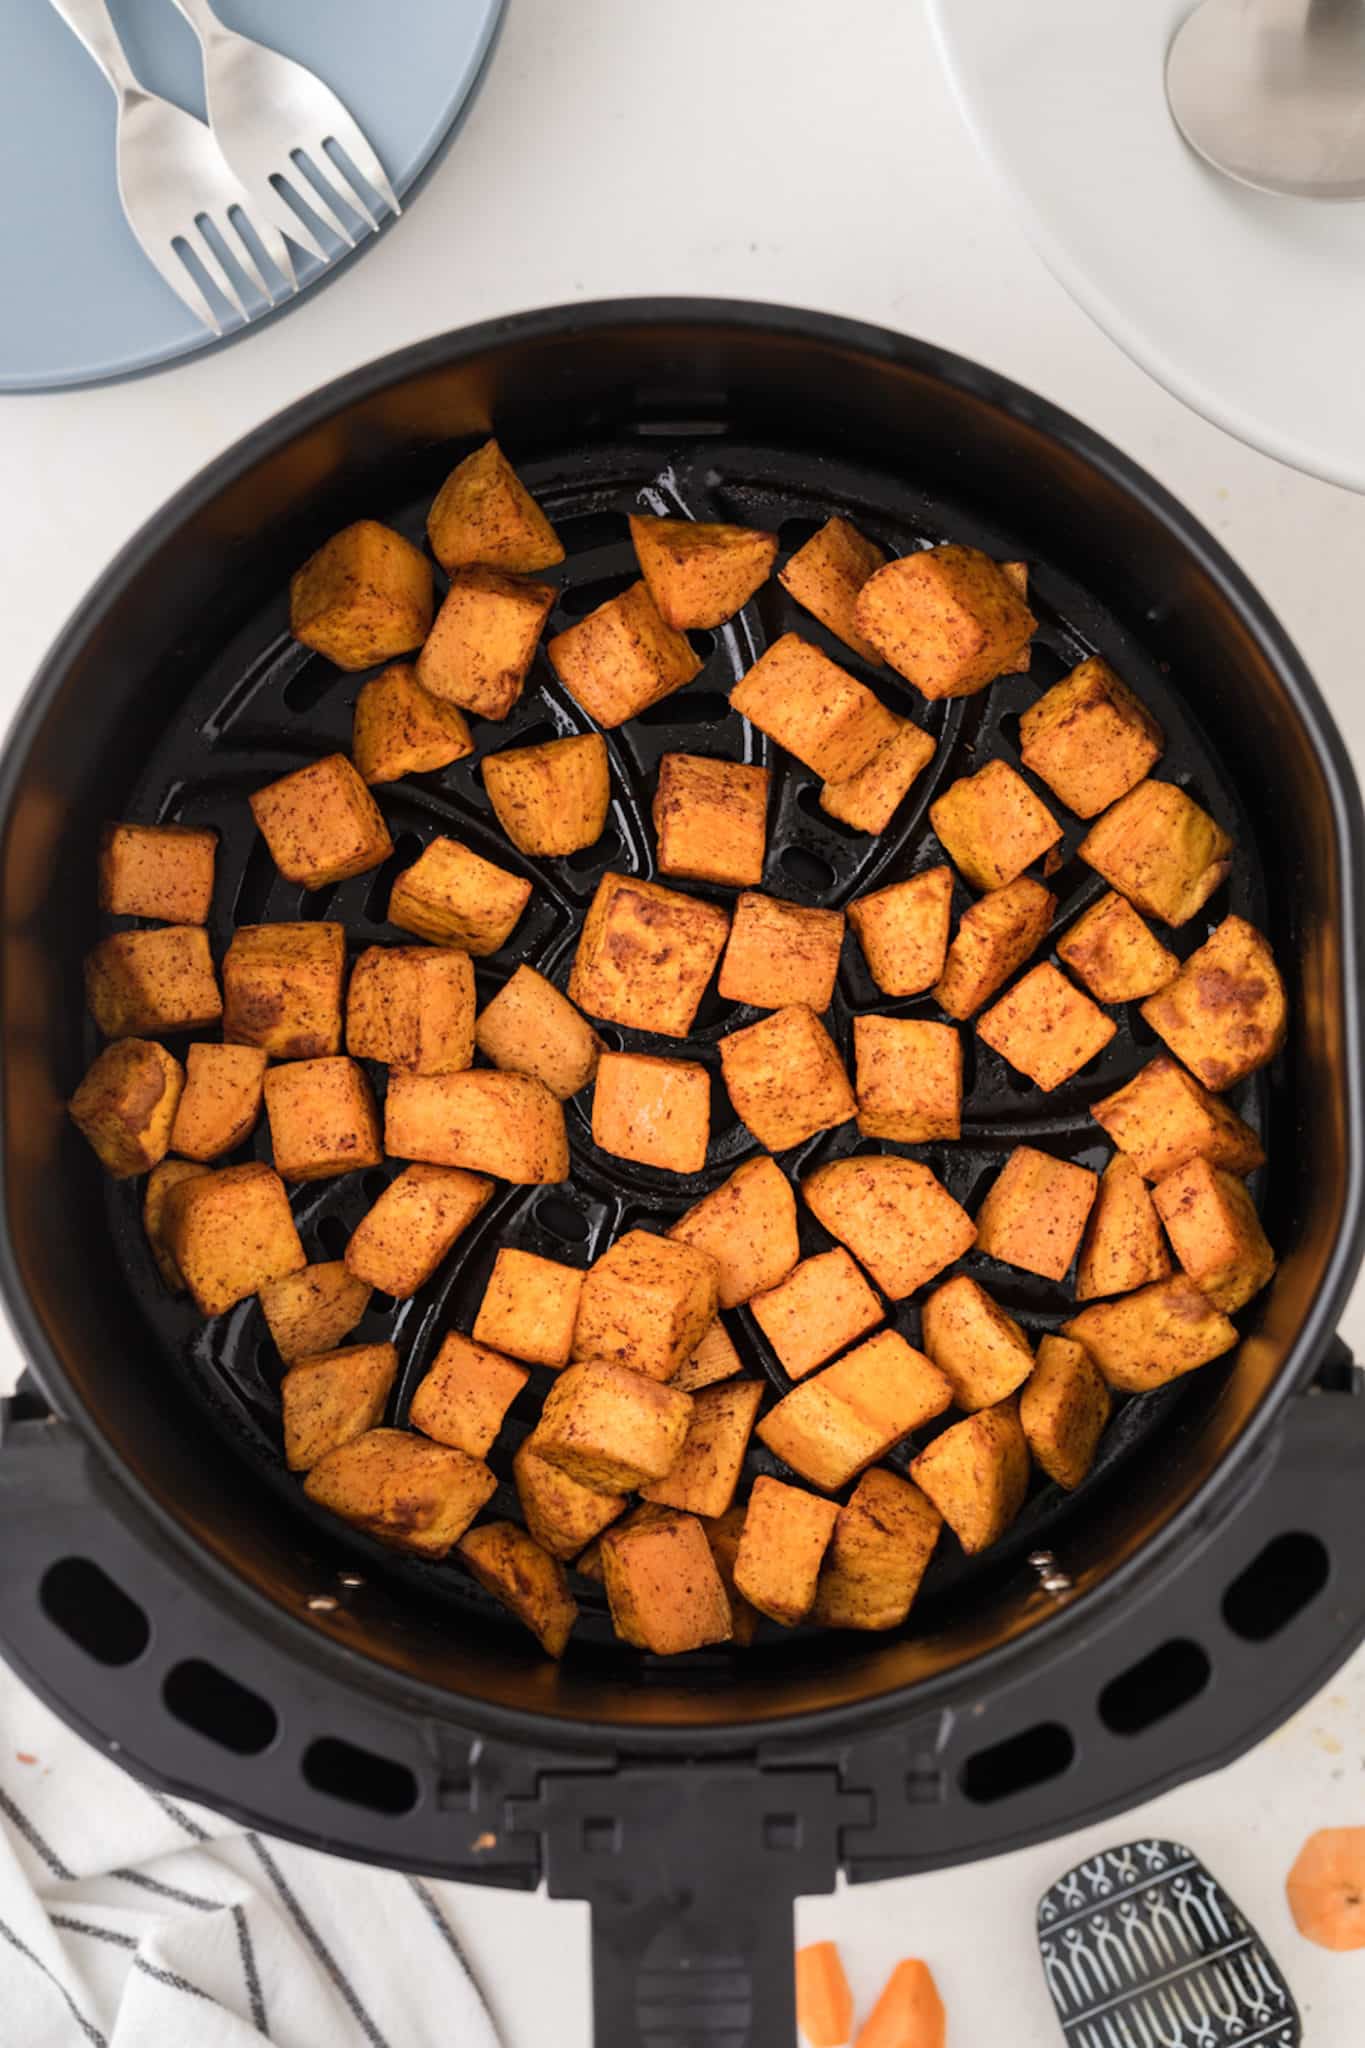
[
  {"left": 408, "top": 1332, "right": 528, "bottom": 1457},
  {"left": 281, "top": 1343, "right": 397, "bottom": 1471},
  {"left": 1063, "top": 1277, "right": 1238, "bottom": 1391},
  {"left": 819, "top": 715, "right": 936, "bottom": 833},
  {"left": 1140, "top": 915, "right": 1287, "bottom": 1091},
  {"left": 629, "top": 514, "right": 778, "bottom": 629},
  {"left": 730, "top": 634, "right": 898, "bottom": 780},
  {"left": 1019, "top": 1335, "right": 1112, "bottom": 1490},
  {"left": 474, "top": 965, "right": 603, "bottom": 1100},
  {"left": 427, "top": 438, "right": 564, "bottom": 573},
  {"left": 779, "top": 515, "right": 887, "bottom": 665},
  {"left": 733, "top": 1477, "right": 839, "bottom": 1626},
  {"left": 142, "top": 1158, "right": 210, "bottom": 1289},
  {"left": 1057, "top": 891, "right": 1179, "bottom": 1004},
  {"left": 909, "top": 1400, "right": 1030, "bottom": 1553},
  {"left": 977, "top": 962, "right": 1116, "bottom": 1091},
  {"left": 1020, "top": 658, "right": 1163, "bottom": 818},
  {"left": 388, "top": 835, "right": 531, "bottom": 955},
  {"left": 591, "top": 1049, "right": 711, "bottom": 1175},
  {"left": 346, "top": 945, "right": 475, "bottom": 1075},
  {"left": 351, "top": 664, "right": 474, "bottom": 784},
  {"left": 673, "top": 1317, "right": 744, "bottom": 1391},
  {"left": 223, "top": 922, "right": 345, "bottom": 1060},
  {"left": 749, "top": 1248, "right": 883, "bottom": 1380},
  {"left": 974, "top": 1145, "right": 1099, "bottom": 1282},
  {"left": 933, "top": 877, "right": 1055, "bottom": 1020},
  {"left": 289, "top": 520, "right": 434, "bottom": 671},
  {"left": 473, "top": 1247, "right": 585, "bottom": 1367},
  {"left": 1091, "top": 1056, "right": 1265, "bottom": 1180},
  {"left": 812, "top": 1470, "right": 943, "bottom": 1631},
  {"left": 930, "top": 761, "right": 1062, "bottom": 892},
  {"left": 759, "top": 1331, "right": 951, "bottom": 1491},
  {"left": 1075, "top": 1154, "right": 1172, "bottom": 1300},
  {"left": 641, "top": 1379, "right": 763, "bottom": 1518},
  {"left": 572, "top": 1229, "right": 718, "bottom": 1382},
  {"left": 259, "top": 1261, "right": 372, "bottom": 1362},
  {"left": 653, "top": 753, "right": 769, "bottom": 887},
  {"left": 264, "top": 1055, "right": 382, "bottom": 1182},
  {"left": 717, "top": 892, "right": 844, "bottom": 1012},
  {"left": 344, "top": 1164, "right": 491, "bottom": 1296},
  {"left": 85, "top": 926, "right": 222, "bottom": 1039},
  {"left": 416, "top": 567, "right": 556, "bottom": 720},
  {"left": 304, "top": 1428, "right": 495, "bottom": 1557},
  {"left": 848, "top": 866, "right": 953, "bottom": 997},
  {"left": 1079, "top": 779, "right": 1233, "bottom": 926},
  {"left": 384, "top": 1070, "right": 569, "bottom": 1183},
  {"left": 170, "top": 1042, "right": 266, "bottom": 1161},
  {"left": 719, "top": 1004, "right": 855, "bottom": 1151},
  {"left": 459, "top": 1522, "right": 579, "bottom": 1658},
  {"left": 1152, "top": 1157, "right": 1276, "bottom": 1311},
  {"left": 250, "top": 754, "right": 392, "bottom": 890},
  {"left": 534, "top": 1359, "right": 693, "bottom": 1490},
  {"left": 668, "top": 1155, "right": 800, "bottom": 1309},
  {"left": 852, "top": 544, "right": 1035, "bottom": 699},
  {"left": 514, "top": 1439, "right": 626, "bottom": 1560},
  {"left": 602, "top": 1511, "right": 732, "bottom": 1654},
  {"left": 802, "top": 1154, "right": 975, "bottom": 1300},
  {"left": 548, "top": 580, "right": 701, "bottom": 727},
  {"left": 482, "top": 732, "right": 610, "bottom": 857},
  {"left": 70, "top": 1038, "right": 183, "bottom": 1178},
  {"left": 99, "top": 821, "right": 216, "bottom": 924},
  {"left": 854, "top": 1015, "right": 963, "bottom": 1142},
  {"left": 921, "top": 1275, "right": 1034, "bottom": 1411},
  {"left": 570, "top": 871, "right": 729, "bottom": 1038},
  {"left": 164, "top": 1161, "right": 305, "bottom": 1316}
]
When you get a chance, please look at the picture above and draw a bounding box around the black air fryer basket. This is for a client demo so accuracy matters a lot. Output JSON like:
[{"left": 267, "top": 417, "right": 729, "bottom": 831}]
[{"left": 1, "top": 303, "right": 1362, "bottom": 2048}]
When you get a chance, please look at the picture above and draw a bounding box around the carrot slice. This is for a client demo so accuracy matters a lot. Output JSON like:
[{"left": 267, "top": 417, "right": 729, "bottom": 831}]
[
  {"left": 1286, "top": 1827, "right": 1365, "bottom": 1950},
  {"left": 796, "top": 1940, "right": 854, "bottom": 2047},
  {"left": 855, "top": 1959, "right": 946, "bottom": 2048}
]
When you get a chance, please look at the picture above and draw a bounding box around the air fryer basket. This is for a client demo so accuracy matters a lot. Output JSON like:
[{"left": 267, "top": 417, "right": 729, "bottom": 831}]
[{"left": 1, "top": 304, "right": 1362, "bottom": 2047}]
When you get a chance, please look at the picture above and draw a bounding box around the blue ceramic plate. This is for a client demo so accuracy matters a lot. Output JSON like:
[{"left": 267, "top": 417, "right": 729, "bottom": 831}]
[{"left": 0, "top": 0, "right": 504, "bottom": 391}]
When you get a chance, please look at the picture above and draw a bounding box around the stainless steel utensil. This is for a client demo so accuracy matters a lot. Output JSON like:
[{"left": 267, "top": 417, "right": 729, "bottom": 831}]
[
  {"left": 170, "top": 0, "right": 401, "bottom": 255},
  {"left": 47, "top": 0, "right": 295, "bottom": 334}
]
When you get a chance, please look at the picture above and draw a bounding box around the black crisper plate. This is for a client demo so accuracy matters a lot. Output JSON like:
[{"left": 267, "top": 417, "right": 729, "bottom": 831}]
[{"left": 101, "top": 430, "right": 1271, "bottom": 1661}]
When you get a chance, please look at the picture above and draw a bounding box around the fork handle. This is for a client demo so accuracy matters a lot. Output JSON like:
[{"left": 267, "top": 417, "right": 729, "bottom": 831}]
[
  {"left": 47, "top": 0, "right": 142, "bottom": 99},
  {"left": 167, "top": 0, "right": 229, "bottom": 45}
]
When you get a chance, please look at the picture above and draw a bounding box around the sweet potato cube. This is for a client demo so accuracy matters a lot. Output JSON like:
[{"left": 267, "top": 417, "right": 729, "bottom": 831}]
[
  {"left": 921, "top": 1275, "right": 1034, "bottom": 1411},
  {"left": 575, "top": 1500, "right": 679, "bottom": 1581},
  {"left": 778, "top": 514, "right": 887, "bottom": 665},
  {"left": 1076, "top": 1154, "right": 1172, "bottom": 1301},
  {"left": 854, "top": 1015, "right": 963, "bottom": 1142},
  {"left": 84, "top": 926, "right": 221, "bottom": 1039},
  {"left": 930, "top": 760, "right": 1062, "bottom": 892},
  {"left": 653, "top": 753, "right": 769, "bottom": 888},
  {"left": 849, "top": 866, "right": 953, "bottom": 997},
  {"left": 384, "top": 1070, "right": 569, "bottom": 1183},
  {"left": 822, "top": 1329, "right": 954, "bottom": 1435},
  {"left": 1019, "top": 1335, "right": 1112, "bottom": 1491},
  {"left": 163, "top": 1161, "right": 305, "bottom": 1316},
  {"left": 755, "top": 1379, "right": 888, "bottom": 1492},
  {"left": 719, "top": 1004, "right": 855, "bottom": 1151},
  {"left": 819, "top": 715, "right": 935, "bottom": 833},
  {"left": 303, "top": 1428, "right": 495, "bottom": 1557},
  {"left": 474, "top": 1247, "right": 585, "bottom": 1367},
  {"left": 933, "top": 877, "right": 1055, "bottom": 1020},
  {"left": 514, "top": 1439, "right": 627, "bottom": 1560},
  {"left": 572, "top": 1229, "right": 719, "bottom": 1382},
  {"left": 730, "top": 634, "right": 898, "bottom": 780},
  {"left": 426, "top": 438, "right": 564, "bottom": 574},
  {"left": 1079, "top": 779, "right": 1233, "bottom": 926},
  {"left": 281, "top": 1342, "right": 397, "bottom": 1471},
  {"left": 910, "top": 1401, "right": 1030, "bottom": 1553},
  {"left": 223, "top": 922, "right": 345, "bottom": 1060},
  {"left": 630, "top": 514, "right": 778, "bottom": 629},
  {"left": 802, "top": 1154, "right": 976, "bottom": 1300},
  {"left": 1057, "top": 891, "right": 1179, "bottom": 1003},
  {"left": 602, "top": 1511, "right": 732, "bottom": 1654},
  {"left": 534, "top": 1359, "right": 693, "bottom": 1490},
  {"left": 1141, "top": 915, "right": 1287, "bottom": 1091},
  {"left": 570, "top": 872, "right": 729, "bottom": 1038},
  {"left": 289, "top": 520, "right": 434, "bottom": 671},
  {"left": 98, "top": 821, "right": 216, "bottom": 924},
  {"left": 1064, "top": 1276, "right": 1238, "bottom": 1392},
  {"left": 169, "top": 1043, "right": 266, "bottom": 1161},
  {"left": 69, "top": 1039, "right": 183, "bottom": 1178},
  {"left": 483, "top": 732, "right": 610, "bottom": 857},
  {"left": 458, "top": 1522, "right": 578, "bottom": 1658},
  {"left": 673, "top": 1317, "right": 743, "bottom": 1392},
  {"left": 641, "top": 1379, "right": 763, "bottom": 1518},
  {"left": 264, "top": 1056, "right": 382, "bottom": 1182},
  {"left": 733, "top": 1477, "right": 839, "bottom": 1626},
  {"left": 977, "top": 962, "right": 1116, "bottom": 1091},
  {"left": 346, "top": 945, "right": 475, "bottom": 1075},
  {"left": 749, "top": 1248, "right": 883, "bottom": 1380},
  {"left": 344, "top": 1164, "right": 491, "bottom": 1296},
  {"left": 1152, "top": 1157, "right": 1276, "bottom": 1311},
  {"left": 250, "top": 754, "right": 392, "bottom": 890},
  {"left": 688, "top": 1505, "right": 757, "bottom": 1645},
  {"left": 812, "top": 1469, "right": 943, "bottom": 1631},
  {"left": 974, "top": 1145, "right": 1099, "bottom": 1282},
  {"left": 474, "top": 965, "right": 602, "bottom": 1099},
  {"left": 415, "top": 567, "right": 555, "bottom": 721},
  {"left": 668, "top": 1155, "right": 800, "bottom": 1309},
  {"left": 1020, "top": 657, "right": 1164, "bottom": 818},
  {"left": 388, "top": 836, "right": 531, "bottom": 955},
  {"left": 351, "top": 663, "right": 474, "bottom": 784},
  {"left": 852, "top": 544, "right": 1036, "bottom": 699},
  {"left": 1091, "top": 1055, "right": 1265, "bottom": 1181},
  {"left": 143, "top": 1159, "right": 210, "bottom": 1287},
  {"left": 718, "top": 892, "right": 844, "bottom": 1013},
  {"left": 259, "top": 1261, "right": 372, "bottom": 1362},
  {"left": 591, "top": 1050, "right": 711, "bottom": 1175},
  {"left": 548, "top": 580, "right": 701, "bottom": 728},
  {"left": 408, "top": 1331, "right": 528, "bottom": 1456}
]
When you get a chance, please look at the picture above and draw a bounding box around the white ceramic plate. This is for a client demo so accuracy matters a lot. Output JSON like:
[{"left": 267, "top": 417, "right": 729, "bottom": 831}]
[{"left": 927, "top": 0, "right": 1365, "bottom": 494}]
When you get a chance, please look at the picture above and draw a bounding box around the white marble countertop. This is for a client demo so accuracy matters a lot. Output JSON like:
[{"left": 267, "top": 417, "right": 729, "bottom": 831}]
[{"left": 2, "top": 2, "right": 1362, "bottom": 2041}]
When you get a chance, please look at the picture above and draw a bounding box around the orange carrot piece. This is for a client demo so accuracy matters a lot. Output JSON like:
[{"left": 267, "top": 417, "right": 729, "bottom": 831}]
[
  {"left": 855, "top": 1959, "right": 946, "bottom": 2048},
  {"left": 796, "top": 1940, "right": 854, "bottom": 2047},
  {"left": 1286, "top": 1827, "right": 1365, "bottom": 1950}
]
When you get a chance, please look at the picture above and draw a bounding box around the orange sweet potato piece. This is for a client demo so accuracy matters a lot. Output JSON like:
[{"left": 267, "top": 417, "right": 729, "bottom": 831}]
[
  {"left": 855, "top": 1958, "right": 946, "bottom": 2048},
  {"left": 1285, "top": 1828, "right": 1365, "bottom": 1951},
  {"left": 795, "top": 1942, "right": 854, "bottom": 2048}
]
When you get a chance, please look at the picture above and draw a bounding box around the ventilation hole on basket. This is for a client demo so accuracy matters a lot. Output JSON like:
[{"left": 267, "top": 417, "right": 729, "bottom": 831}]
[
  {"left": 299, "top": 884, "right": 339, "bottom": 921},
  {"left": 566, "top": 829, "right": 622, "bottom": 873},
  {"left": 960, "top": 1722, "right": 1074, "bottom": 1804},
  {"left": 778, "top": 516, "right": 827, "bottom": 553},
  {"left": 369, "top": 1291, "right": 396, "bottom": 1316},
  {"left": 232, "top": 833, "right": 281, "bottom": 927},
  {"left": 316, "top": 1214, "right": 349, "bottom": 1260},
  {"left": 1098, "top": 1638, "right": 1211, "bottom": 1736},
  {"left": 781, "top": 845, "right": 837, "bottom": 893},
  {"left": 537, "top": 1193, "right": 591, "bottom": 1243},
  {"left": 302, "top": 1736, "right": 418, "bottom": 1814},
  {"left": 507, "top": 721, "right": 558, "bottom": 751},
  {"left": 366, "top": 833, "right": 422, "bottom": 924},
  {"left": 557, "top": 572, "right": 637, "bottom": 620},
  {"left": 283, "top": 659, "right": 341, "bottom": 715},
  {"left": 686, "top": 629, "right": 716, "bottom": 661},
  {"left": 635, "top": 691, "right": 732, "bottom": 729},
  {"left": 362, "top": 1170, "right": 390, "bottom": 1203},
  {"left": 1222, "top": 1531, "right": 1329, "bottom": 1643},
  {"left": 40, "top": 1558, "right": 149, "bottom": 1667},
  {"left": 163, "top": 1659, "right": 277, "bottom": 1754}
]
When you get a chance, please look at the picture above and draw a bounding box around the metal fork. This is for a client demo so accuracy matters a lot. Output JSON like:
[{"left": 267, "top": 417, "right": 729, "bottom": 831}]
[
  {"left": 48, "top": 0, "right": 294, "bottom": 334},
  {"left": 170, "top": 0, "right": 402, "bottom": 256}
]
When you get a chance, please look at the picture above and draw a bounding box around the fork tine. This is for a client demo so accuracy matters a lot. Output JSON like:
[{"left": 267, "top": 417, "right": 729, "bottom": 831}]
[
  {"left": 142, "top": 232, "right": 224, "bottom": 336},
  {"left": 286, "top": 153, "right": 364, "bottom": 246},
  {"left": 318, "top": 141, "right": 381, "bottom": 233},
  {"left": 188, "top": 222, "right": 250, "bottom": 324},
  {"left": 319, "top": 116, "right": 402, "bottom": 218},
  {"left": 258, "top": 181, "right": 329, "bottom": 265},
  {"left": 217, "top": 213, "right": 276, "bottom": 305},
  {"left": 230, "top": 204, "right": 297, "bottom": 297}
]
